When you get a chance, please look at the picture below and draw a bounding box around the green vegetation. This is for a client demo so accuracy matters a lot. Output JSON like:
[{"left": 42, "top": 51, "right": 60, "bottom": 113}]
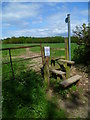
[
  {"left": 2, "top": 43, "right": 77, "bottom": 60},
  {"left": 2, "top": 64, "right": 67, "bottom": 118},
  {"left": 2, "top": 43, "right": 78, "bottom": 118},
  {"left": 2, "top": 43, "right": 66, "bottom": 119},
  {"left": 73, "top": 23, "right": 90, "bottom": 64},
  {"left": 2, "top": 36, "right": 64, "bottom": 44},
  {"left": 50, "top": 78, "right": 77, "bottom": 98},
  {"left": 2, "top": 36, "right": 78, "bottom": 44},
  {"left": 3, "top": 70, "right": 46, "bottom": 118}
]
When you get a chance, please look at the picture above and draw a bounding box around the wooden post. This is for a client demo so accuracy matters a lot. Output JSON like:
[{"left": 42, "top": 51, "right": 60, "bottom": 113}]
[
  {"left": 9, "top": 49, "right": 15, "bottom": 80},
  {"left": 65, "top": 39, "right": 69, "bottom": 60},
  {"left": 40, "top": 43, "right": 44, "bottom": 65},
  {"left": 44, "top": 56, "right": 50, "bottom": 89},
  {"left": 64, "top": 63, "right": 70, "bottom": 79},
  {"left": 65, "top": 39, "right": 70, "bottom": 79},
  {"left": 51, "top": 58, "right": 55, "bottom": 69},
  {"left": 43, "top": 47, "right": 50, "bottom": 89}
]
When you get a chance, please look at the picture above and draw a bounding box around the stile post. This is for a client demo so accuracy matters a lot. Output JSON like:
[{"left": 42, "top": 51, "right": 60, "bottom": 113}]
[
  {"left": 43, "top": 47, "right": 50, "bottom": 89},
  {"left": 9, "top": 49, "right": 15, "bottom": 80},
  {"left": 65, "top": 39, "right": 70, "bottom": 79},
  {"left": 65, "top": 39, "right": 69, "bottom": 60},
  {"left": 44, "top": 56, "right": 50, "bottom": 88}
]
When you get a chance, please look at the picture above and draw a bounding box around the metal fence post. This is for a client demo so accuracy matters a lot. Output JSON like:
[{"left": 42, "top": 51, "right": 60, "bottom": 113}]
[{"left": 9, "top": 49, "right": 15, "bottom": 80}]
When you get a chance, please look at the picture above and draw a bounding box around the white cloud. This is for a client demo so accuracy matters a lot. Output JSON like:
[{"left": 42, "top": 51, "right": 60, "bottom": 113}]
[
  {"left": 80, "top": 10, "right": 88, "bottom": 16},
  {"left": 2, "top": 1, "right": 88, "bottom": 38},
  {"left": 1, "top": 0, "right": 89, "bottom": 2},
  {"left": 2, "top": 2, "right": 42, "bottom": 20},
  {"left": 2, "top": 2, "right": 43, "bottom": 29}
]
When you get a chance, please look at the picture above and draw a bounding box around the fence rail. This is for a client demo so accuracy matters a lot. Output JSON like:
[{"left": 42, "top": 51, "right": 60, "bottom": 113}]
[
  {"left": 2, "top": 55, "right": 42, "bottom": 64},
  {"left": 1, "top": 44, "right": 43, "bottom": 80},
  {"left": 0, "top": 44, "right": 41, "bottom": 51}
]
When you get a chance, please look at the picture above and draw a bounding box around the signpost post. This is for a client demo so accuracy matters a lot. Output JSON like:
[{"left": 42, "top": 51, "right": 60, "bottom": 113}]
[{"left": 65, "top": 14, "right": 71, "bottom": 61}]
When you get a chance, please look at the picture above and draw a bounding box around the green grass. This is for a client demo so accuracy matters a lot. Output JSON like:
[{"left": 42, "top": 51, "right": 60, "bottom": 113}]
[
  {"left": 2, "top": 43, "right": 77, "bottom": 78},
  {"left": 2, "top": 43, "right": 77, "bottom": 82},
  {"left": 2, "top": 43, "right": 77, "bottom": 59},
  {"left": 2, "top": 69, "right": 67, "bottom": 119},
  {"left": 2, "top": 43, "right": 78, "bottom": 118}
]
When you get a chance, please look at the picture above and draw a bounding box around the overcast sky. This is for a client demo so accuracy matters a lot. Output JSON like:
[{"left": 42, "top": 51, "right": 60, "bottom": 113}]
[{"left": 1, "top": 1, "right": 88, "bottom": 39}]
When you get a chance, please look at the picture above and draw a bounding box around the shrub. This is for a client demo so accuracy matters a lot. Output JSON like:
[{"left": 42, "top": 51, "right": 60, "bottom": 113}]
[{"left": 73, "top": 23, "right": 90, "bottom": 64}]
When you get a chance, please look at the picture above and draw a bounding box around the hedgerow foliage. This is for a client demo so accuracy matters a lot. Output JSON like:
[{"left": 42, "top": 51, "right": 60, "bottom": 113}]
[
  {"left": 72, "top": 23, "right": 90, "bottom": 64},
  {"left": 2, "top": 36, "right": 64, "bottom": 44},
  {"left": 2, "top": 36, "right": 78, "bottom": 44}
]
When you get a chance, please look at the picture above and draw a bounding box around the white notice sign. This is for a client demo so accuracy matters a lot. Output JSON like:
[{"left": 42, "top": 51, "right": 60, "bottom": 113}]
[{"left": 44, "top": 46, "right": 50, "bottom": 56}]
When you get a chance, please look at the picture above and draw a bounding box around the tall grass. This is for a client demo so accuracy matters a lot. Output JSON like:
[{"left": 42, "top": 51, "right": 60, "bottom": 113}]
[
  {"left": 2, "top": 43, "right": 77, "bottom": 118},
  {"left": 2, "top": 69, "right": 67, "bottom": 118}
]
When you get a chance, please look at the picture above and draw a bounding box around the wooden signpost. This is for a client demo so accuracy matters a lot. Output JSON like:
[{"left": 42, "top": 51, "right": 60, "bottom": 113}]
[{"left": 43, "top": 47, "right": 50, "bottom": 89}]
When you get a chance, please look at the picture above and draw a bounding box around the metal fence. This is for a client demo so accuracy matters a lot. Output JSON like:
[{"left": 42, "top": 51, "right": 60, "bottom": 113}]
[{"left": 1, "top": 44, "right": 43, "bottom": 80}]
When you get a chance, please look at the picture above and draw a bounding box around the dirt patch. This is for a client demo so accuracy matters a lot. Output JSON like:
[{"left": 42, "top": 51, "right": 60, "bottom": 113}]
[
  {"left": 12, "top": 48, "right": 42, "bottom": 72},
  {"left": 46, "top": 64, "right": 89, "bottom": 118}
]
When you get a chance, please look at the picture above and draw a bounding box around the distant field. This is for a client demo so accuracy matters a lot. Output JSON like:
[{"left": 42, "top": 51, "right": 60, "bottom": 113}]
[
  {"left": 2, "top": 43, "right": 77, "bottom": 59},
  {"left": 2, "top": 43, "right": 77, "bottom": 80}
]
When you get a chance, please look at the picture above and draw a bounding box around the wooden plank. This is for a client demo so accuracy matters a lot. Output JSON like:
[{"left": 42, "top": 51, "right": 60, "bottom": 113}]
[
  {"left": 58, "top": 59, "right": 75, "bottom": 64},
  {"left": 50, "top": 69, "right": 66, "bottom": 75},
  {"left": 60, "top": 75, "right": 82, "bottom": 88}
]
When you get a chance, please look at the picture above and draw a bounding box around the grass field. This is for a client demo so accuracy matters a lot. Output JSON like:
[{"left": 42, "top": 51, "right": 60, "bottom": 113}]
[
  {"left": 2, "top": 43, "right": 78, "bottom": 81},
  {"left": 2, "top": 43, "right": 77, "bottom": 59},
  {"left": 2, "top": 43, "right": 78, "bottom": 119}
]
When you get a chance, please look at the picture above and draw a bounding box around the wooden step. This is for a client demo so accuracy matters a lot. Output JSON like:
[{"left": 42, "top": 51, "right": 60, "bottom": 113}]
[
  {"left": 58, "top": 59, "right": 75, "bottom": 64},
  {"left": 60, "top": 75, "right": 82, "bottom": 88},
  {"left": 50, "top": 69, "right": 66, "bottom": 75}
]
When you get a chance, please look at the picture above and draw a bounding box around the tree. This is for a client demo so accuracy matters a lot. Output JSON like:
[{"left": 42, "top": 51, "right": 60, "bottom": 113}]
[{"left": 73, "top": 23, "right": 90, "bottom": 65}]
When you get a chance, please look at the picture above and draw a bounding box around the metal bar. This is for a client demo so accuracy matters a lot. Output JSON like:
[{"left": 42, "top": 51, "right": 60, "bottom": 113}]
[
  {"left": 2, "top": 55, "right": 42, "bottom": 64},
  {"left": 9, "top": 49, "right": 15, "bottom": 80},
  {"left": 0, "top": 44, "right": 41, "bottom": 51}
]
